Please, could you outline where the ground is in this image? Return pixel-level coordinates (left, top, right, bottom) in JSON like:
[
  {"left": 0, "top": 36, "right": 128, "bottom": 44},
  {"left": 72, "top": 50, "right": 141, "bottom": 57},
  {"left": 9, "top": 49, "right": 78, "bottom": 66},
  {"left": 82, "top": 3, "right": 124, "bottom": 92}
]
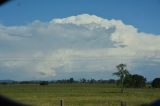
[{"left": 0, "top": 84, "right": 159, "bottom": 106}]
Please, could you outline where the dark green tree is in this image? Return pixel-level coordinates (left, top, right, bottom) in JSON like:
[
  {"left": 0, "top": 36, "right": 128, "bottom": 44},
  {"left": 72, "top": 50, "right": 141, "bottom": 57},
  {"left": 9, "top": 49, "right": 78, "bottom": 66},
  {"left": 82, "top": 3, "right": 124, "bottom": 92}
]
[
  {"left": 80, "top": 78, "right": 86, "bottom": 83},
  {"left": 152, "top": 78, "right": 160, "bottom": 88},
  {"left": 69, "top": 78, "right": 74, "bottom": 83},
  {"left": 123, "top": 74, "right": 133, "bottom": 87},
  {"left": 124, "top": 74, "right": 146, "bottom": 88},
  {"left": 39, "top": 81, "right": 48, "bottom": 85},
  {"left": 113, "top": 63, "right": 129, "bottom": 93}
]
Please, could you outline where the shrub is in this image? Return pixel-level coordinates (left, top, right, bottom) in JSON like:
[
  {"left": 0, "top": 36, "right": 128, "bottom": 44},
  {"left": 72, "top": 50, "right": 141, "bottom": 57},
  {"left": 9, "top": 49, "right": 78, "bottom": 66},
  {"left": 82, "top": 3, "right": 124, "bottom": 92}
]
[
  {"left": 152, "top": 78, "right": 160, "bottom": 88},
  {"left": 124, "top": 74, "right": 146, "bottom": 88},
  {"left": 40, "top": 81, "right": 48, "bottom": 85}
]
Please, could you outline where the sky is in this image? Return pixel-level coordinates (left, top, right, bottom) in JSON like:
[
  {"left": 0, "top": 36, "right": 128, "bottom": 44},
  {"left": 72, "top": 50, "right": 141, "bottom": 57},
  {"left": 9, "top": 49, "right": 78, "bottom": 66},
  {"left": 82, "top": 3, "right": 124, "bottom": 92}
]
[{"left": 0, "top": 0, "right": 160, "bottom": 81}]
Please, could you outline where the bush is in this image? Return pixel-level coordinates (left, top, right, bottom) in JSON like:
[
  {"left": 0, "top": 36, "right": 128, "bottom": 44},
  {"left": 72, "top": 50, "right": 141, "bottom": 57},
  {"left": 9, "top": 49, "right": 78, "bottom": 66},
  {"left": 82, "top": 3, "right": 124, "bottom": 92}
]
[
  {"left": 124, "top": 74, "right": 146, "bottom": 88},
  {"left": 40, "top": 81, "right": 48, "bottom": 85},
  {"left": 152, "top": 78, "right": 160, "bottom": 88}
]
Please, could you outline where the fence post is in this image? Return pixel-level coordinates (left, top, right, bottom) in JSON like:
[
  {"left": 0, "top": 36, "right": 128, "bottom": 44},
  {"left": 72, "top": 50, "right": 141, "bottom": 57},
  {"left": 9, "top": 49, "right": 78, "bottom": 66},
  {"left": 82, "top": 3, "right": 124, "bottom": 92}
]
[
  {"left": 107, "top": 101, "right": 110, "bottom": 106},
  {"left": 120, "top": 101, "right": 126, "bottom": 106},
  {"left": 60, "top": 99, "right": 64, "bottom": 106}
]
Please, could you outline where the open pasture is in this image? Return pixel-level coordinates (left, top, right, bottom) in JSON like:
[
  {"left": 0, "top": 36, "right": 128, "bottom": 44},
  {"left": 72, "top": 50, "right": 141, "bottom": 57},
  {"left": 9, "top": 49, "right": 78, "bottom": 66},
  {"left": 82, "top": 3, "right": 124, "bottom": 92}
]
[{"left": 0, "top": 84, "right": 160, "bottom": 106}]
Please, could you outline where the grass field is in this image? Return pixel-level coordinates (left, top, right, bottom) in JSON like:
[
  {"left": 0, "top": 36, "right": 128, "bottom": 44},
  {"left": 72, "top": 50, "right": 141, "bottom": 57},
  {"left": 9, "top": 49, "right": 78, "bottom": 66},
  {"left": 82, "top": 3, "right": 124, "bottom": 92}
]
[{"left": 0, "top": 84, "right": 160, "bottom": 106}]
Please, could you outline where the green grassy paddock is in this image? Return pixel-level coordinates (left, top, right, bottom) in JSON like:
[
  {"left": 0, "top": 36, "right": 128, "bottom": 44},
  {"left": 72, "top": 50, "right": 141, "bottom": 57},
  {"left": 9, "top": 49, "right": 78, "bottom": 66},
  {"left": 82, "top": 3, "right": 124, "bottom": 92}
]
[{"left": 0, "top": 84, "right": 159, "bottom": 106}]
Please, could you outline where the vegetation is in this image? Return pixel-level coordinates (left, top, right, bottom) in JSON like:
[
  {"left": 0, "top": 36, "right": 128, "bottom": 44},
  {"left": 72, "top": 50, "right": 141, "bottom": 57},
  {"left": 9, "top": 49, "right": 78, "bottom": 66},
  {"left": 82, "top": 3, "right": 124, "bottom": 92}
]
[
  {"left": 0, "top": 63, "right": 159, "bottom": 106},
  {"left": 39, "top": 81, "right": 49, "bottom": 86},
  {"left": 0, "top": 84, "right": 160, "bottom": 106},
  {"left": 152, "top": 78, "right": 160, "bottom": 88},
  {"left": 113, "top": 64, "right": 130, "bottom": 93},
  {"left": 124, "top": 74, "right": 146, "bottom": 88}
]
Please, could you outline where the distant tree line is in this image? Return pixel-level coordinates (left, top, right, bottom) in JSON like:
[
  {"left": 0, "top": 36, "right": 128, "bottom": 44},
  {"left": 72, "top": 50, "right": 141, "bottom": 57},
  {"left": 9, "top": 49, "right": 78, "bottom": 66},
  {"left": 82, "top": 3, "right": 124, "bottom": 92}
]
[
  {"left": 0, "top": 63, "right": 160, "bottom": 89},
  {"left": 0, "top": 78, "right": 116, "bottom": 85},
  {"left": 54, "top": 78, "right": 116, "bottom": 84},
  {"left": 0, "top": 77, "right": 160, "bottom": 88}
]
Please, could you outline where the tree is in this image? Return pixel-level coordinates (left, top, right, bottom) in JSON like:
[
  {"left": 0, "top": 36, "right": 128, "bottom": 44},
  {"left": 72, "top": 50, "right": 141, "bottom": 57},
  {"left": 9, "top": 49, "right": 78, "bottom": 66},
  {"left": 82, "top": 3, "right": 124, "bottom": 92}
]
[
  {"left": 113, "top": 63, "right": 129, "bottom": 93},
  {"left": 124, "top": 74, "right": 146, "bottom": 88},
  {"left": 152, "top": 78, "right": 160, "bottom": 88},
  {"left": 131, "top": 74, "right": 146, "bottom": 88},
  {"left": 69, "top": 78, "right": 74, "bottom": 83},
  {"left": 89, "top": 78, "right": 96, "bottom": 83},
  {"left": 80, "top": 78, "right": 86, "bottom": 83},
  {"left": 123, "top": 74, "right": 132, "bottom": 87},
  {"left": 40, "top": 81, "right": 48, "bottom": 85}
]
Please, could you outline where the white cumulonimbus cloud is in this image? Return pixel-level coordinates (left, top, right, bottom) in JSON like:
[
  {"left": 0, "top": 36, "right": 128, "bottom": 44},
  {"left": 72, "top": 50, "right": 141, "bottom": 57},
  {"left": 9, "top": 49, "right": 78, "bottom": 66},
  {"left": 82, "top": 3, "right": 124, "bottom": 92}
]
[{"left": 0, "top": 14, "right": 160, "bottom": 80}]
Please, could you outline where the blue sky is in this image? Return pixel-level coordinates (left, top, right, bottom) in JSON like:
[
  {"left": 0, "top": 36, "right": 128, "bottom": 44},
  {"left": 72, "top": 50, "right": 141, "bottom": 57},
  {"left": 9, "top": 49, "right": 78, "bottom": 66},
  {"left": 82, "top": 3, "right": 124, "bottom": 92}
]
[
  {"left": 0, "top": 0, "right": 160, "bottom": 81},
  {"left": 0, "top": 0, "right": 160, "bottom": 34}
]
